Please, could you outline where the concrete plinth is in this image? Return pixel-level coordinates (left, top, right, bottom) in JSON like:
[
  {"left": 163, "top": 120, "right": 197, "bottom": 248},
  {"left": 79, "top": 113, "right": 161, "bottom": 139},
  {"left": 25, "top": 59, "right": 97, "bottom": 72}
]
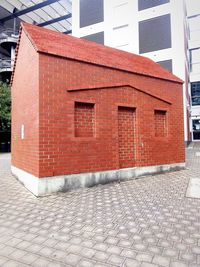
[{"left": 11, "top": 163, "right": 185, "bottom": 196}]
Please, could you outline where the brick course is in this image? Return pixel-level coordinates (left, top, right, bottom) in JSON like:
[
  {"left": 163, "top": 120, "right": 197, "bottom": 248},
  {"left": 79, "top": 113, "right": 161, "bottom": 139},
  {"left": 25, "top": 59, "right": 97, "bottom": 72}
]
[{"left": 11, "top": 23, "right": 185, "bottom": 179}]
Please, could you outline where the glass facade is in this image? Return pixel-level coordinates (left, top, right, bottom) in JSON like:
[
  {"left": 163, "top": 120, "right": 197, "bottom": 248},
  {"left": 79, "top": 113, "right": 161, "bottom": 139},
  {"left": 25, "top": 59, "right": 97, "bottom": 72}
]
[
  {"left": 190, "top": 48, "right": 200, "bottom": 73},
  {"left": 157, "top": 59, "right": 172, "bottom": 72},
  {"left": 139, "top": 14, "right": 171, "bottom": 53},
  {"left": 80, "top": 0, "right": 104, "bottom": 28},
  {"left": 138, "top": 0, "right": 169, "bottom": 11},
  {"left": 81, "top": 32, "right": 104, "bottom": 44},
  {"left": 191, "top": 82, "right": 200, "bottom": 106},
  {"left": 192, "top": 119, "right": 200, "bottom": 140}
]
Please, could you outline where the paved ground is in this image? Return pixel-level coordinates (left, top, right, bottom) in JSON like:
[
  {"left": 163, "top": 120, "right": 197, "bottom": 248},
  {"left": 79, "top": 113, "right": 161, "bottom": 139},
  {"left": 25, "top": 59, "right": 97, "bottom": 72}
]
[{"left": 0, "top": 145, "right": 200, "bottom": 267}]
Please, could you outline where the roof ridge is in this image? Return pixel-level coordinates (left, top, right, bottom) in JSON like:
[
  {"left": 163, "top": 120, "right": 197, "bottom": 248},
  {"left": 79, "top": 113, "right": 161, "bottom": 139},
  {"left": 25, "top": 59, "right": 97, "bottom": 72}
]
[{"left": 13, "top": 22, "right": 183, "bottom": 85}]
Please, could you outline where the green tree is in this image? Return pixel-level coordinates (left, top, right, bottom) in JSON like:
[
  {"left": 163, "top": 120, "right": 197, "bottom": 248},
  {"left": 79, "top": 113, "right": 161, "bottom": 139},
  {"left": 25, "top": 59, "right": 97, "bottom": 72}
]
[{"left": 0, "top": 82, "right": 11, "bottom": 132}]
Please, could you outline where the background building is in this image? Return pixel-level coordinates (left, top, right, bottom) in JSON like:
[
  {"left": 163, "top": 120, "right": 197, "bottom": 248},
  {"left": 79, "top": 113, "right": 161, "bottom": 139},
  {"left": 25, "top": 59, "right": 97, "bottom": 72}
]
[
  {"left": 0, "top": 0, "right": 72, "bottom": 83},
  {"left": 72, "top": 0, "right": 191, "bottom": 143},
  {"left": 187, "top": 1, "right": 200, "bottom": 141},
  {"left": 1, "top": 0, "right": 200, "bottom": 144}
]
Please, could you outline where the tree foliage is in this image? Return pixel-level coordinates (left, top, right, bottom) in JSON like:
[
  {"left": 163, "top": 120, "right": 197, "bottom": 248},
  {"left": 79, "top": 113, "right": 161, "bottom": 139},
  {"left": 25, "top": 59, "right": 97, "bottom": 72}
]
[{"left": 0, "top": 82, "right": 11, "bottom": 132}]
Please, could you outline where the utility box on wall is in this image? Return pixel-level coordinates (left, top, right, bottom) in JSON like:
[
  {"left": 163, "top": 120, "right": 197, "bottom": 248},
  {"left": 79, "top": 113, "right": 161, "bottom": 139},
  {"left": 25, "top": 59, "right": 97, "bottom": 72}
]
[{"left": 11, "top": 23, "right": 185, "bottom": 196}]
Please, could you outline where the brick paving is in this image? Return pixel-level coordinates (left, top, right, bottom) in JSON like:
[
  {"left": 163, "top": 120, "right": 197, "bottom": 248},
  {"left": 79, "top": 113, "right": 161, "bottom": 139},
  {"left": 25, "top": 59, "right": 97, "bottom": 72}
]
[{"left": 0, "top": 145, "right": 200, "bottom": 267}]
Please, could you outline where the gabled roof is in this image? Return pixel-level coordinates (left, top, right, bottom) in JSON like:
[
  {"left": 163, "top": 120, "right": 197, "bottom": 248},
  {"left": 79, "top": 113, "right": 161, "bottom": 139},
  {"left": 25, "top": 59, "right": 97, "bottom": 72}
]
[{"left": 18, "top": 22, "right": 183, "bottom": 84}]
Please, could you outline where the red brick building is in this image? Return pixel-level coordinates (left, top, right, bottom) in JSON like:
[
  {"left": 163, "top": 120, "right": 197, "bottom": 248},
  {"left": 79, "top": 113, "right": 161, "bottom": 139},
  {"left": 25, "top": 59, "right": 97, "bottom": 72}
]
[{"left": 11, "top": 23, "right": 185, "bottom": 196}]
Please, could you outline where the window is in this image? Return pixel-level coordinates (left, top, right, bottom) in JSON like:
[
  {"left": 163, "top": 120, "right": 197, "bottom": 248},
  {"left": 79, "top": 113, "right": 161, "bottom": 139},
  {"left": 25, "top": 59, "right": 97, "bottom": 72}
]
[
  {"left": 157, "top": 59, "right": 173, "bottom": 72},
  {"left": 139, "top": 14, "right": 171, "bottom": 53},
  {"left": 189, "top": 16, "right": 200, "bottom": 41},
  {"left": 192, "top": 119, "right": 200, "bottom": 140},
  {"left": 138, "top": 0, "right": 169, "bottom": 11},
  {"left": 75, "top": 102, "right": 95, "bottom": 137},
  {"left": 190, "top": 48, "right": 200, "bottom": 73},
  {"left": 154, "top": 110, "right": 167, "bottom": 137},
  {"left": 81, "top": 32, "right": 104, "bottom": 45},
  {"left": 80, "top": 0, "right": 104, "bottom": 28},
  {"left": 191, "top": 82, "right": 200, "bottom": 106}
]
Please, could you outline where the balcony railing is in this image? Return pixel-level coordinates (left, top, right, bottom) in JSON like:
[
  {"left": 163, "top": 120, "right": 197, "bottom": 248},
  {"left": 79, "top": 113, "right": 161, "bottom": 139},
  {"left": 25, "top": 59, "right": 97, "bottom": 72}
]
[
  {"left": 0, "top": 59, "right": 14, "bottom": 72},
  {"left": 0, "top": 29, "right": 19, "bottom": 45}
]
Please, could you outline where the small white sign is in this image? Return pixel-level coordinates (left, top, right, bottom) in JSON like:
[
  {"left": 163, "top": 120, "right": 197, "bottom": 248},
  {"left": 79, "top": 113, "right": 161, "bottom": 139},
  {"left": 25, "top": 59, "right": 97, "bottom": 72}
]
[{"left": 21, "top": 125, "right": 25, "bottom": 140}]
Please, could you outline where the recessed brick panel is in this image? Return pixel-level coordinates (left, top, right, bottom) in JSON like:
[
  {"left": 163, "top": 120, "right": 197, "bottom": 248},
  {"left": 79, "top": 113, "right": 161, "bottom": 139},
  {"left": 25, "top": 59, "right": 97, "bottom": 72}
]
[
  {"left": 75, "top": 102, "right": 95, "bottom": 137},
  {"left": 155, "top": 110, "right": 167, "bottom": 137},
  {"left": 118, "top": 107, "right": 136, "bottom": 168}
]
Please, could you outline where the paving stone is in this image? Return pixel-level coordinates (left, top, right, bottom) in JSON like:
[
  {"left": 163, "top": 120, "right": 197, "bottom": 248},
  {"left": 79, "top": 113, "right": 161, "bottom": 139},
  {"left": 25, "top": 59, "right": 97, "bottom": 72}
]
[
  {"left": 136, "top": 253, "right": 153, "bottom": 263},
  {"left": 108, "top": 254, "right": 124, "bottom": 265},
  {"left": 22, "top": 233, "right": 37, "bottom": 242},
  {"left": 94, "top": 243, "right": 109, "bottom": 252},
  {"left": 0, "top": 256, "right": 9, "bottom": 265},
  {"left": 32, "top": 257, "right": 52, "bottom": 267},
  {"left": 148, "top": 246, "right": 162, "bottom": 255},
  {"left": 81, "top": 240, "right": 95, "bottom": 248},
  {"left": 79, "top": 259, "right": 96, "bottom": 267},
  {"left": 47, "top": 262, "right": 64, "bottom": 267},
  {"left": 64, "top": 253, "right": 81, "bottom": 265},
  {"left": 141, "top": 263, "right": 159, "bottom": 267},
  {"left": 0, "top": 246, "right": 16, "bottom": 257},
  {"left": 192, "top": 246, "right": 200, "bottom": 254},
  {"left": 20, "top": 252, "right": 39, "bottom": 264},
  {"left": 118, "top": 239, "right": 132, "bottom": 248},
  {"left": 54, "top": 241, "right": 70, "bottom": 251},
  {"left": 107, "top": 245, "right": 122, "bottom": 254},
  {"left": 181, "top": 252, "right": 195, "bottom": 262},
  {"left": 52, "top": 250, "right": 67, "bottom": 261},
  {"left": 81, "top": 247, "right": 96, "bottom": 258},
  {"left": 67, "top": 244, "right": 82, "bottom": 254},
  {"left": 105, "top": 237, "right": 119, "bottom": 245},
  {"left": 0, "top": 148, "right": 200, "bottom": 267},
  {"left": 163, "top": 248, "right": 179, "bottom": 258},
  {"left": 134, "top": 243, "right": 147, "bottom": 251},
  {"left": 43, "top": 239, "right": 58, "bottom": 248},
  {"left": 10, "top": 249, "right": 27, "bottom": 260},
  {"left": 170, "top": 261, "right": 188, "bottom": 267},
  {"left": 2, "top": 260, "right": 28, "bottom": 267},
  {"left": 93, "top": 251, "right": 110, "bottom": 261},
  {"left": 153, "top": 255, "right": 170, "bottom": 267},
  {"left": 26, "top": 244, "right": 43, "bottom": 253},
  {"left": 121, "top": 249, "right": 137, "bottom": 258},
  {"left": 6, "top": 238, "right": 22, "bottom": 247},
  {"left": 39, "top": 247, "right": 55, "bottom": 257},
  {"left": 16, "top": 241, "right": 31, "bottom": 249},
  {"left": 32, "top": 236, "right": 47, "bottom": 244},
  {"left": 174, "top": 243, "right": 188, "bottom": 251}
]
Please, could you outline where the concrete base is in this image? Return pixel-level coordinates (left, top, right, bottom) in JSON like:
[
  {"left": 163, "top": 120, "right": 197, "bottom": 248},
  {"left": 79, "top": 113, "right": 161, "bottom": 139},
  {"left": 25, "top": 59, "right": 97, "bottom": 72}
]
[
  {"left": 186, "top": 178, "right": 200, "bottom": 199},
  {"left": 11, "top": 163, "right": 185, "bottom": 197}
]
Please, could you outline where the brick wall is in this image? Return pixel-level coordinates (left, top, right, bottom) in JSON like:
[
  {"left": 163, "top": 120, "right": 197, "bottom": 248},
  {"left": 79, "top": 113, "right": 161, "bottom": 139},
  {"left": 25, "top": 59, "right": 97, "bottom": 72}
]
[
  {"left": 11, "top": 31, "right": 39, "bottom": 176},
  {"left": 12, "top": 32, "right": 185, "bottom": 178}
]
